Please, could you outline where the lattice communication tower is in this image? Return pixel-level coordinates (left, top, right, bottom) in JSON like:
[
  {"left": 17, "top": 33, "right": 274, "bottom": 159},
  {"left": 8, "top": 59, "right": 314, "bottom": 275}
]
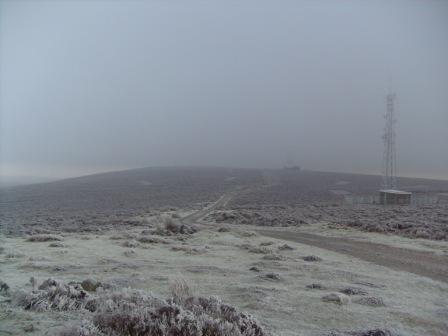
[{"left": 382, "top": 93, "right": 397, "bottom": 189}]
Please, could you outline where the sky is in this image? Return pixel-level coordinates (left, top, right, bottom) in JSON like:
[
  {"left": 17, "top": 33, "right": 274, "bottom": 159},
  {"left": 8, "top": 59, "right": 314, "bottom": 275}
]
[{"left": 0, "top": 0, "right": 447, "bottom": 181}]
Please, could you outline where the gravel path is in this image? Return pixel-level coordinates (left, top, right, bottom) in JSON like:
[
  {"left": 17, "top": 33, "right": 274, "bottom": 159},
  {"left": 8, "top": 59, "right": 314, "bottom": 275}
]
[{"left": 258, "top": 229, "right": 448, "bottom": 283}]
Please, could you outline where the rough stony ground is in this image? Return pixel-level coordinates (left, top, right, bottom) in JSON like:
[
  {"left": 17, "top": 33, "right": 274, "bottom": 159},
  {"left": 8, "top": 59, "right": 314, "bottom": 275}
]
[{"left": 1, "top": 224, "right": 448, "bottom": 336}]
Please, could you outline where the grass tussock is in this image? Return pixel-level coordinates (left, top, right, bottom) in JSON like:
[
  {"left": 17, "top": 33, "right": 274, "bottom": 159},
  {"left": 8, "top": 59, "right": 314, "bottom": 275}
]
[
  {"left": 26, "top": 234, "right": 63, "bottom": 242},
  {"left": 239, "top": 243, "right": 272, "bottom": 254},
  {"left": 137, "top": 236, "right": 168, "bottom": 244},
  {"left": 171, "top": 245, "right": 208, "bottom": 255},
  {"left": 169, "top": 277, "right": 193, "bottom": 304},
  {"left": 0, "top": 280, "right": 9, "bottom": 295}
]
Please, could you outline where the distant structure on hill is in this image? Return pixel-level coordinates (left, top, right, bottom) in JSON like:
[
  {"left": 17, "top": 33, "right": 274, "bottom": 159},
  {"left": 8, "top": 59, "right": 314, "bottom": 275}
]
[
  {"left": 283, "top": 155, "right": 301, "bottom": 171},
  {"left": 379, "top": 93, "right": 411, "bottom": 205},
  {"left": 283, "top": 165, "right": 301, "bottom": 171},
  {"left": 379, "top": 189, "right": 412, "bottom": 205}
]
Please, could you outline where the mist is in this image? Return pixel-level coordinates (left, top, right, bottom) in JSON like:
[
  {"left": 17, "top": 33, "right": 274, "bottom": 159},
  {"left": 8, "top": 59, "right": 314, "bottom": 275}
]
[{"left": 1, "top": 0, "right": 447, "bottom": 181}]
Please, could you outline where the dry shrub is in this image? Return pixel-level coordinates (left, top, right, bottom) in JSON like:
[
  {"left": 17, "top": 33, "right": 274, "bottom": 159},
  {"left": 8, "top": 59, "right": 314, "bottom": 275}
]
[
  {"left": 302, "top": 255, "right": 322, "bottom": 262},
  {"left": 340, "top": 287, "right": 367, "bottom": 296},
  {"left": 350, "top": 329, "right": 393, "bottom": 336},
  {"left": 49, "top": 242, "right": 65, "bottom": 248},
  {"left": 137, "top": 236, "right": 168, "bottom": 244},
  {"left": 327, "top": 330, "right": 396, "bottom": 336},
  {"left": 322, "top": 293, "right": 350, "bottom": 305},
  {"left": 123, "top": 250, "right": 136, "bottom": 257},
  {"left": 13, "top": 278, "right": 90, "bottom": 311},
  {"left": 81, "top": 279, "right": 101, "bottom": 292},
  {"left": 26, "top": 234, "right": 63, "bottom": 242},
  {"left": 169, "top": 278, "right": 192, "bottom": 304},
  {"left": 277, "top": 244, "right": 294, "bottom": 251},
  {"left": 260, "top": 273, "right": 281, "bottom": 281},
  {"left": 5, "top": 252, "right": 25, "bottom": 259},
  {"left": 90, "top": 293, "right": 267, "bottom": 336},
  {"left": 160, "top": 216, "right": 198, "bottom": 235},
  {"left": 171, "top": 245, "right": 206, "bottom": 255},
  {"left": 14, "top": 279, "right": 269, "bottom": 336},
  {"left": 239, "top": 244, "right": 271, "bottom": 254},
  {"left": 121, "top": 240, "right": 139, "bottom": 248},
  {"left": 109, "top": 233, "right": 135, "bottom": 240},
  {"left": 238, "top": 230, "right": 257, "bottom": 238},
  {"left": 57, "top": 321, "right": 100, "bottom": 336},
  {"left": 354, "top": 296, "right": 385, "bottom": 307},
  {"left": 306, "top": 283, "right": 326, "bottom": 290},
  {"left": 0, "top": 280, "right": 9, "bottom": 295},
  {"left": 259, "top": 241, "right": 274, "bottom": 246},
  {"left": 262, "top": 254, "right": 285, "bottom": 261}
]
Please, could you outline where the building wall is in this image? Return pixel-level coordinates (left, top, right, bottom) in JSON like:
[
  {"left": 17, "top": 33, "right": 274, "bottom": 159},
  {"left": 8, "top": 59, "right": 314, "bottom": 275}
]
[{"left": 379, "top": 192, "right": 411, "bottom": 205}]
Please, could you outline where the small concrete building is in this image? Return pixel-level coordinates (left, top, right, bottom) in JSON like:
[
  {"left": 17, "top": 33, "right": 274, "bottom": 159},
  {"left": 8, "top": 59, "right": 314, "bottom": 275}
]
[{"left": 379, "top": 189, "right": 412, "bottom": 205}]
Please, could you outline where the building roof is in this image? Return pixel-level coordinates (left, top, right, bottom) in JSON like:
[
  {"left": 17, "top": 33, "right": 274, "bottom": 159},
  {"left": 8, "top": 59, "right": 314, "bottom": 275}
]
[{"left": 379, "top": 189, "right": 412, "bottom": 195}]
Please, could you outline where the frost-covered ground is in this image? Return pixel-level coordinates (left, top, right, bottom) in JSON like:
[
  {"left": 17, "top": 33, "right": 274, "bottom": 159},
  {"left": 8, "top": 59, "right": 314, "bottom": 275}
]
[
  {"left": 2, "top": 168, "right": 448, "bottom": 335},
  {"left": 1, "top": 222, "right": 447, "bottom": 336}
]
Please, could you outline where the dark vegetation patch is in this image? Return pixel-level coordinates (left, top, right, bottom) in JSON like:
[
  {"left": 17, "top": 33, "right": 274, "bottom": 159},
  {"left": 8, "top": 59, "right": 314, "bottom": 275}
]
[
  {"left": 302, "top": 255, "right": 322, "bottom": 262},
  {"left": 278, "top": 244, "right": 294, "bottom": 251},
  {"left": 205, "top": 208, "right": 311, "bottom": 227},
  {"left": 0, "top": 167, "right": 261, "bottom": 236},
  {"left": 262, "top": 254, "right": 286, "bottom": 261},
  {"left": 154, "top": 216, "right": 198, "bottom": 236},
  {"left": 208, "top": 203, "right": 448, "bottom": 240},
  {"left": 239, "top": 243, "right": 272, "bottom": 254},
  {"left": 326, "top": 205, "right": 448, "bottom": 241},
  {"left": 0, "top": 280, "right": 9, "bottom": 295},
  {"left": 81, "top": 279, "right": 102, "bottom": 292},
  {"left": 48, "top": 242, "right": 65, "bottom": 248},
  {"left": 340, "top": 287, "right": 367, "bottom": 296},
  {"left": 121, "top": 240, "right": 139, "bottom": 248},
  {"left": 306, "top": 283, "right": 326, "bottom": 290},
  {"left": 10, "top": 278, "right": 270, "bottom": 336},
  {"left": 354, "top": 296, "right": 385, "bottom": 307},
  {"left": 13, "top": 278, "right": 90, "bottom": 311},
  {"left": 171, "top": 245, "right": 207, "bottom": 255},
  {"left": 26, "top": 234, "right": 63, "bottom": 242},
  {"left": 226, "top": 170, "right": 448, "bottom": 241},
  {"left": 325, "top": 329, "right": 397, "bottom": 336},
  {"left": 259, "top": 273, "right": 282, "bottom": 281}
]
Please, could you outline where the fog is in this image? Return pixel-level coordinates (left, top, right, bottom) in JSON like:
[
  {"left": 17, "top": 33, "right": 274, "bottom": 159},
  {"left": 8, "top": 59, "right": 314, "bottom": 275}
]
[{"left": 0, "top": 0, "right": 447, "bottom": 182}]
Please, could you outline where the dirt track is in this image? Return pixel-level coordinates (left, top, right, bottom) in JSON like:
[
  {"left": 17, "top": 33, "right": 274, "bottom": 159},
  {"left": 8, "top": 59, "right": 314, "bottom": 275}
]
[
  {"left": 182, "top": 191, "right": 237, "bottom": 224},
  {"left": 258, "top": 229, "right": 448, "bottom": 283},
  {"left": 185, "top": 188, "right": 448, "bottom": 284}
]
